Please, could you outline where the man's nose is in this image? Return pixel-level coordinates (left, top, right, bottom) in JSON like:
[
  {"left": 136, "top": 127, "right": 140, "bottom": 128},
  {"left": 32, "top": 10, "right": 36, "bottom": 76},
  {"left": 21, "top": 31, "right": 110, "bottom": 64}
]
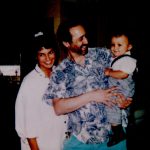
[{"left": 83, "top": 37, "right": 88, "bottom": 44}]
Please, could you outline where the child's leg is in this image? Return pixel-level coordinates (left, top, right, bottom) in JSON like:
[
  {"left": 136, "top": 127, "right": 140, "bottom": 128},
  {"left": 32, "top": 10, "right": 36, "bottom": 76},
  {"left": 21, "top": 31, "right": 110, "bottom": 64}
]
[{"left": 107, "top": 124, "right": 126, "bottom": 147}]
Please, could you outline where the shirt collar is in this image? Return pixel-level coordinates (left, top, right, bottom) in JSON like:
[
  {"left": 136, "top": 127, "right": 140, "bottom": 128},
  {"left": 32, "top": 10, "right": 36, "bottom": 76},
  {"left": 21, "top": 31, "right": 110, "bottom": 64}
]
[
  {"left": 111, "top": 51, "right": 131, "bottom": 61},
  {"left": 35, "top": 64, "right": 46, "bottom": 77},
  {"left": 35, "top": 64, "right": 56, "bottom": 78},
  {"left": 125, "top": 51, "right": 131, "bottom": 55}
]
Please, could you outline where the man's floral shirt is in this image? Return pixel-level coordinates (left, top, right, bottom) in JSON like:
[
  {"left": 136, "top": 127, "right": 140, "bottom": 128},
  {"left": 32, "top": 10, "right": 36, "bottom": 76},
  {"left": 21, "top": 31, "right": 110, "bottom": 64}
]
[{"left": 43, "top": 47, "right": 112, "bottom": 144}]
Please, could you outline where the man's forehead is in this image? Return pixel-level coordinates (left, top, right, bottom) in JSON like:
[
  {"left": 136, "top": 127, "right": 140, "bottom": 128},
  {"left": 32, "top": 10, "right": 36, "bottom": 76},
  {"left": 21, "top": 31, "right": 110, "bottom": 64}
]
[{"left": 70, "top": 25, "right": 86, "bottom": 38}]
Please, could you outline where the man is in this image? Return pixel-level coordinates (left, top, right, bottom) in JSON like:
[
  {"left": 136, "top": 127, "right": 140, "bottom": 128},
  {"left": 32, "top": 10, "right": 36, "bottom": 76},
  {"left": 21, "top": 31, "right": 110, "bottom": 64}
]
[{"left": 43, "top": 19, "right": 131, "bottom": 150}]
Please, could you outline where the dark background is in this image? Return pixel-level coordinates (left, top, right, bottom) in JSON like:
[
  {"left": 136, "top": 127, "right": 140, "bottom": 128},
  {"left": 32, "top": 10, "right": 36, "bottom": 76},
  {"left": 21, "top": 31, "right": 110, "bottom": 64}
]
[{"left": 1, "top": 0, "right": 149, "bottom": 149}]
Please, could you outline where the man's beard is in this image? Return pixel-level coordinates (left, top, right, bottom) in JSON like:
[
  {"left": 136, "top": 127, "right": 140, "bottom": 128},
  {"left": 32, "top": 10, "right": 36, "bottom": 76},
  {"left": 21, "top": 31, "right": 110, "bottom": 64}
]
[
  {"left": 81, "top": 45, "right": 88, "bottom": 55},
  {"left": 71, "top": 44, "right": 88, "bottom": 55}
]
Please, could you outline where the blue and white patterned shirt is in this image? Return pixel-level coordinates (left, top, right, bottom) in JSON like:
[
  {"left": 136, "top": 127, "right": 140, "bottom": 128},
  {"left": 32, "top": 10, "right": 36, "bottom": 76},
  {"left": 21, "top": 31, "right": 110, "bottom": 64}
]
[{"left": 43, "top": 47, "right": 112, "bottom": 144}]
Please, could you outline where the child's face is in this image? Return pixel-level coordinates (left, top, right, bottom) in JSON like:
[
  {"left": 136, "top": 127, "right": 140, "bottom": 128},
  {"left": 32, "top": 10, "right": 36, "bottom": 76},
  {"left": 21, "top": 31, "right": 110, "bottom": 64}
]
[{"left": 110, "top": 35, "right": 132, "bottom": 57}]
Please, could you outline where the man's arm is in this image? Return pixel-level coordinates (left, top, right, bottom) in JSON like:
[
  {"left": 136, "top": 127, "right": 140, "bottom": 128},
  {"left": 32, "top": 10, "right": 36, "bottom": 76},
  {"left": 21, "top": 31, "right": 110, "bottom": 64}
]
[{"left": 53, "top": 87, "right": 117, "bottom": 115}]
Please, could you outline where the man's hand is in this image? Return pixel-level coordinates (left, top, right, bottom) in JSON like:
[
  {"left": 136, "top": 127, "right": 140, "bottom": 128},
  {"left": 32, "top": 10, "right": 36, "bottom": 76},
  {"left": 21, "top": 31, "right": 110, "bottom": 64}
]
[
  {"left": 115, "top": 93, "right": 132, "bottom": 109},
  {"left": 89, "top": 86, "right": 118, "bottom": 106}
]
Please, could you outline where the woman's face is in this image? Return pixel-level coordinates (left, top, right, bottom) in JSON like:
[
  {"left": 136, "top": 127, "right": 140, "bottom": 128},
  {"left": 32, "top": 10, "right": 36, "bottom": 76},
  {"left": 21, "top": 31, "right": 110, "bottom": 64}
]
[{"left": 37, "top": 47, "right": 55, "bottom": 71}]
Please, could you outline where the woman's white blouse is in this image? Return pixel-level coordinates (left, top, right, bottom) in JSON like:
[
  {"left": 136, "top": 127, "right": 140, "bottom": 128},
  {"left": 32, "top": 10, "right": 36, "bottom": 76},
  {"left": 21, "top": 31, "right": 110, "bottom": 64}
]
[{"left": 15, "top": 65, "right": 67, "bottom": 150}]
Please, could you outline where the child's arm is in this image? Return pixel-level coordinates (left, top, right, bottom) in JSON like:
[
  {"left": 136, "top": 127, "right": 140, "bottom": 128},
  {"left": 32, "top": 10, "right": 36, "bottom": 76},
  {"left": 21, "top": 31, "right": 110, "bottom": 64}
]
[{"left": 104, "top": 68, "right": 129, "bottom": 79}]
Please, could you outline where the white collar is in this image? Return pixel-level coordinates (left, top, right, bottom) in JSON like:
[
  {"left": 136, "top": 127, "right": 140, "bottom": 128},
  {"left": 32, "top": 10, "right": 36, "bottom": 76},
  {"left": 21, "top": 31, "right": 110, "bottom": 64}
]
[{"left": 35, "top": 64, "right": 46, "bottom": 77}]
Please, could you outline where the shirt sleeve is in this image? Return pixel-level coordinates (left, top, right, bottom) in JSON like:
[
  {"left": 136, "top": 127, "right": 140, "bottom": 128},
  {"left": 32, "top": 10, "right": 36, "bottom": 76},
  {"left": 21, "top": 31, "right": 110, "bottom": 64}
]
[
  {"left": 95, "top": 47, "right": 112, "bottom": 67},
  {"left": 43, "top": 69, "right": 67, "bottom": 105},
  {"left": 15, "top": 77, "right": 40, "bottom": 140},
  {"left": 112, "top": 56, "right": 137, "bottom": 74}
]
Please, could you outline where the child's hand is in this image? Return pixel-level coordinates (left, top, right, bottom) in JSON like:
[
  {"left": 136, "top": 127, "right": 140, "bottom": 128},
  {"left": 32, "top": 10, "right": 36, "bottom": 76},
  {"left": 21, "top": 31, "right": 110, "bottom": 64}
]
[{"left": 104, "top": 68, "right": 112, "bottom": 76}]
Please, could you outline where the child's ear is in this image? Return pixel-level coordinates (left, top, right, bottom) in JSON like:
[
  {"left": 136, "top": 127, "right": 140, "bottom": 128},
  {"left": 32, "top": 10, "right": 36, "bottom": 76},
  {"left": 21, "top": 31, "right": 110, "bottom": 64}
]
[
  {"left": 62, "top": 41, "right": 70, "bottom": 48},
  {"left": 128, "top": 44, "right": 133, "bottom": 51}
]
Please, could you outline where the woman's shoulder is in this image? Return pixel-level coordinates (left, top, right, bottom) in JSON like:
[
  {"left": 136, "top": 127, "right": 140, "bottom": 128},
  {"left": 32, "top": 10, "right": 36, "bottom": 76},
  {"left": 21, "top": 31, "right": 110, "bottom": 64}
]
[{"left": 20, "top": 69, "right": 38, "bottom": 86}]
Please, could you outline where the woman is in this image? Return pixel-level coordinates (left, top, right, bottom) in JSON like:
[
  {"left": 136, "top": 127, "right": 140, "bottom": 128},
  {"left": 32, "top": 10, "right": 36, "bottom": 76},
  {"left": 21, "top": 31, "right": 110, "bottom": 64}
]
[{"left": 15, "top": 31, "right": 67, "bottom": 150}]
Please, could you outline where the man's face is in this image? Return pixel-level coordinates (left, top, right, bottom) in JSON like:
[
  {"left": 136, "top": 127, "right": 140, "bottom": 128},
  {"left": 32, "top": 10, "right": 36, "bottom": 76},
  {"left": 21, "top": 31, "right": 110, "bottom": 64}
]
[{"left": 69, "top": 25, "right": 88, "bottom": 55}]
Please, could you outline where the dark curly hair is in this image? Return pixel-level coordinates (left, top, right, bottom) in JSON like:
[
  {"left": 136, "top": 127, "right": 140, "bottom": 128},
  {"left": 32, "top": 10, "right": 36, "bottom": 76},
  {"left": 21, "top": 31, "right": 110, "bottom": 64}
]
[
  {"left": 32, "top": 31, "right": 59, "bottom": 66},
  {"left": 56, "top": 19, "right": 86, "bottom": 61}
]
